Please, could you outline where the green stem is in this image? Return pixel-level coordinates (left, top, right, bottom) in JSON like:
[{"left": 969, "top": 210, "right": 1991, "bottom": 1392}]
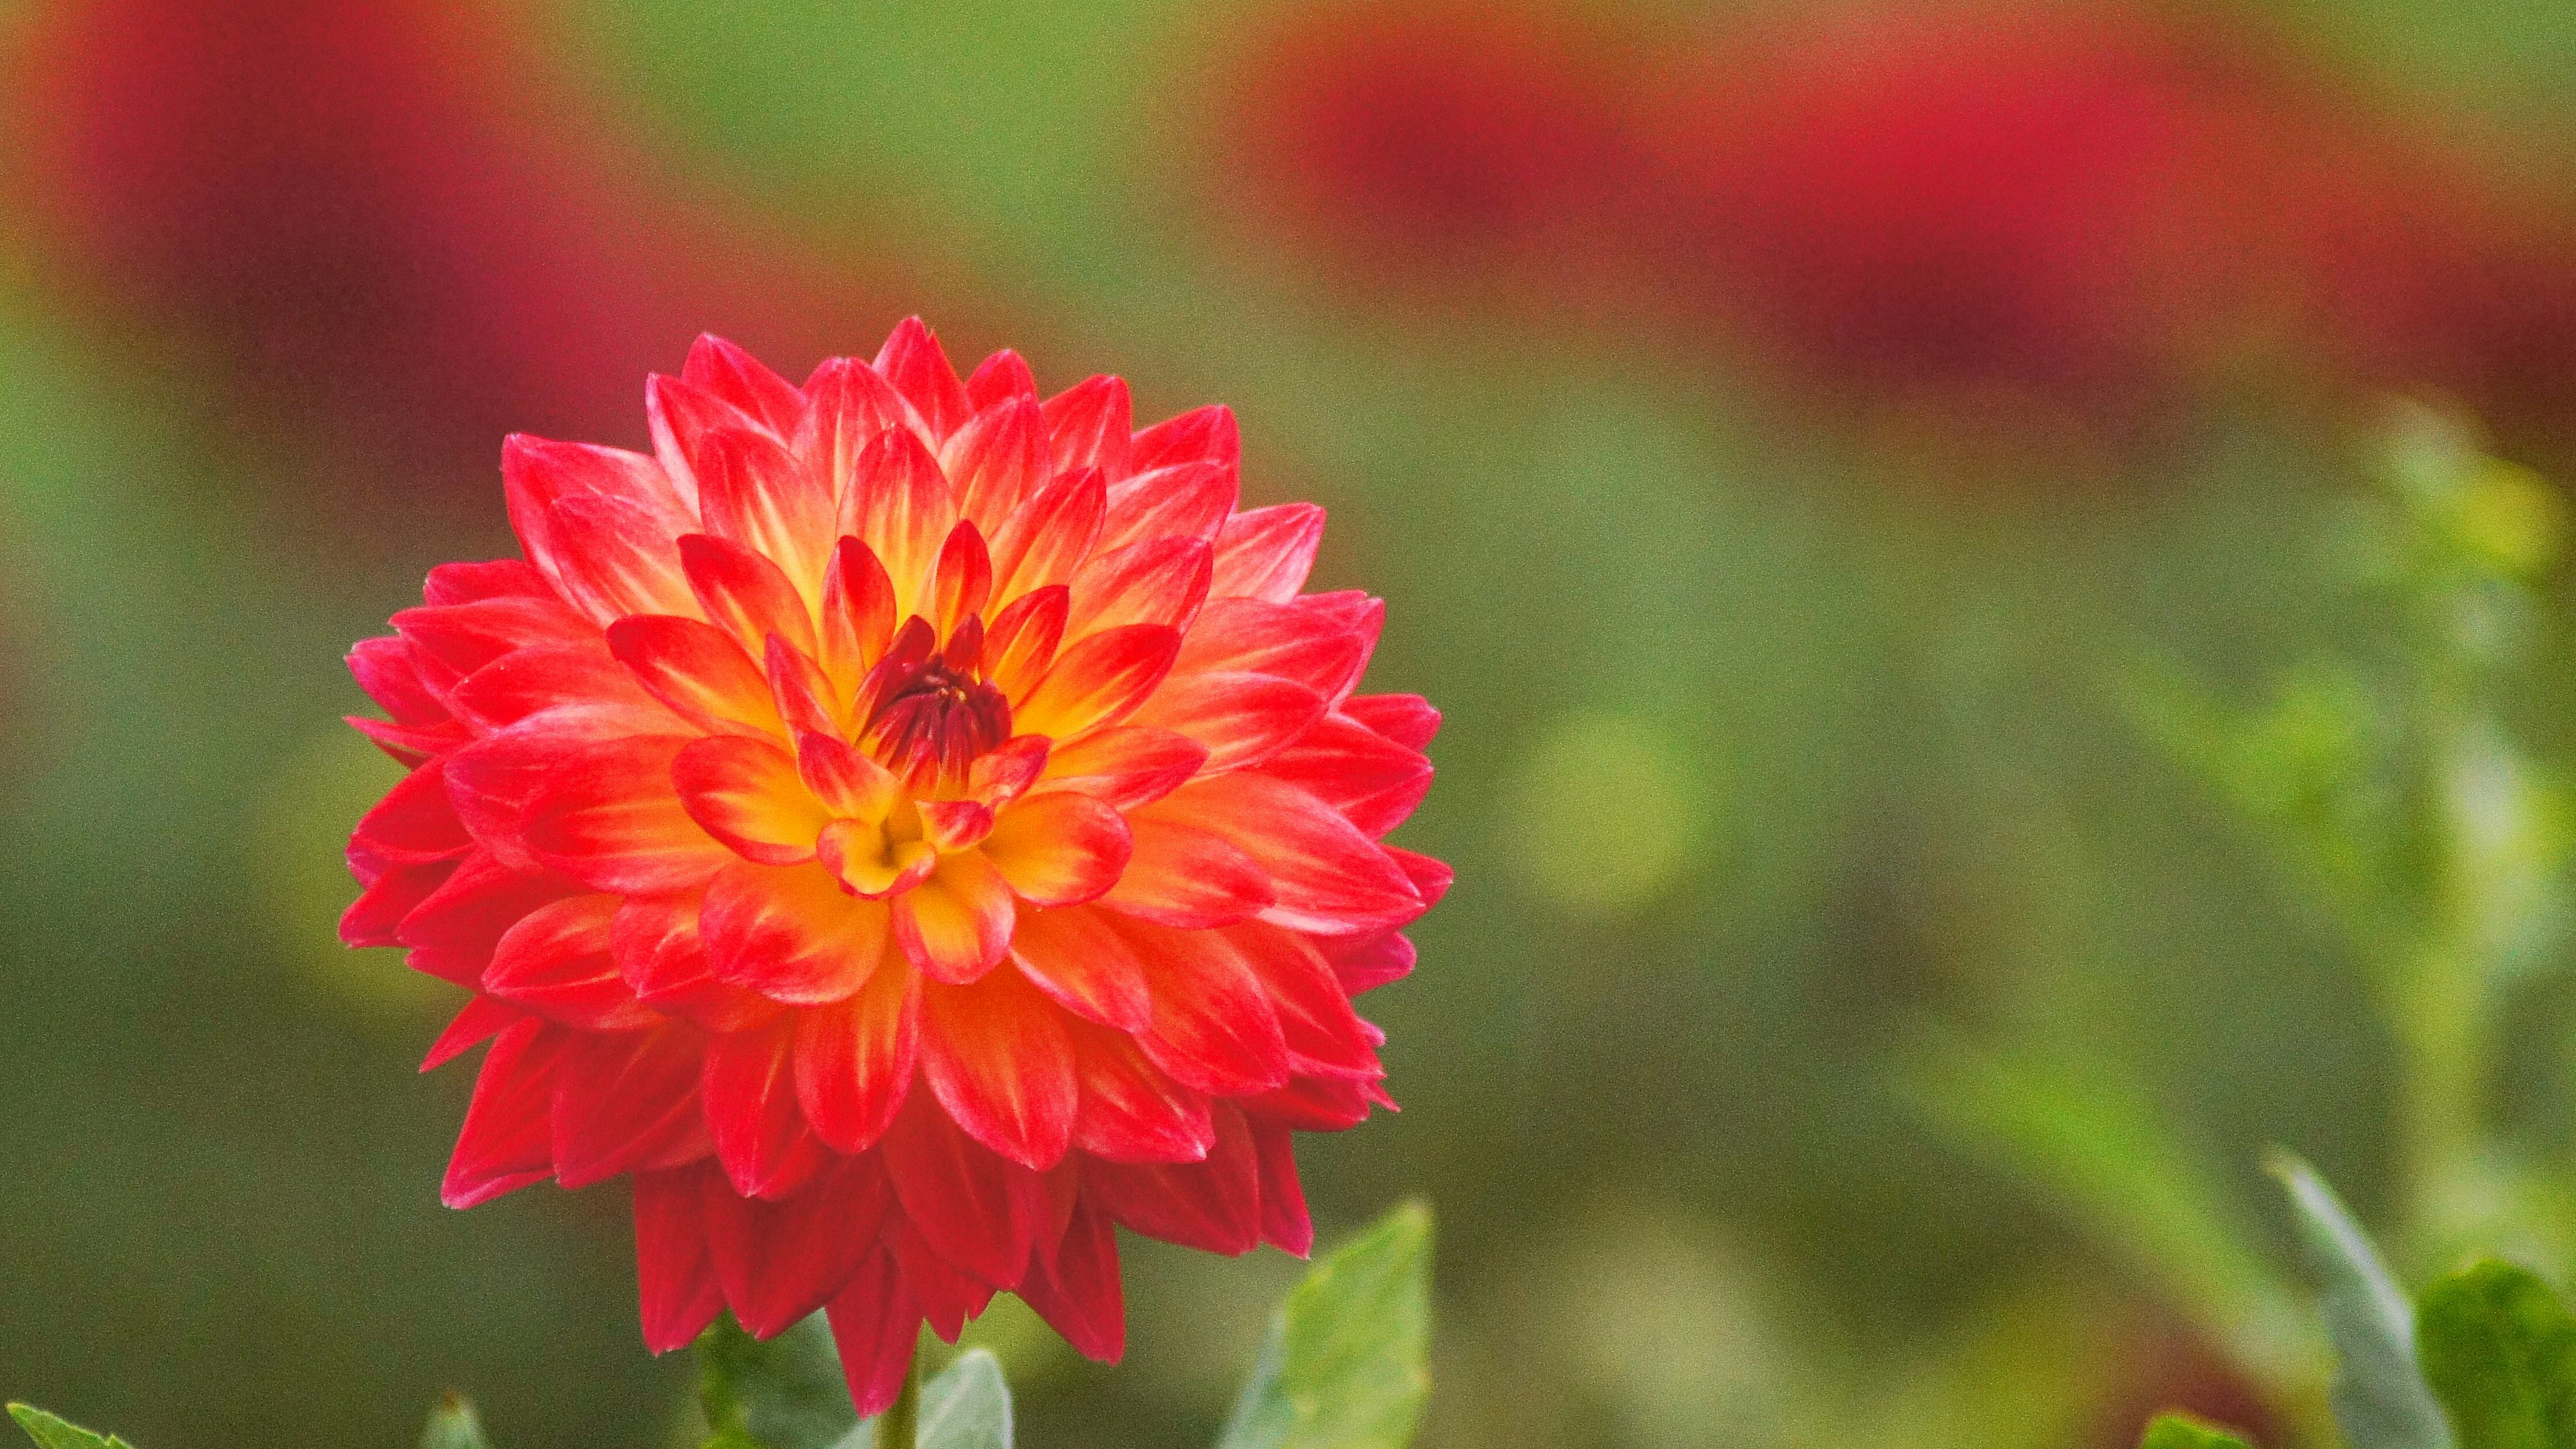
[{"left": 876, "top": 1352, "right": 922, "bottom": 1449}]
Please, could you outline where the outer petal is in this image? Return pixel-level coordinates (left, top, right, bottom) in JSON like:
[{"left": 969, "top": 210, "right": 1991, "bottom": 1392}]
[
  {"left": 920, "top": 966, "right": 1079, "bottom": 1170},
  {"left": 1208, "top": 503, "right": 1325, "bottom": 602},
  {"left": 964, "top": 349, "right": 1038, "bottom": 409},
  {"left": 839, "top": 425, "right": 959, "bottom": 612},
  {"left": 612, "top": 894, "right": 780, "bottom": 1032},
  {"left": 1034, "top": 727, "right": 1208, "bottom": 810},
  {"left": 701, "top": 1152, "right": 893, "bottom": 1337},
  {"left": 878, "top": 1088, "right": 1048, "bottom": 1288},
  {"left": 1096, "top": 816, "right": 1274, "bottom": 929},
  {"left": 1254, "top": 714, "right": 1434, "bottom": 838},
  {"left": 1130, "top": 403, "right": 1240, "bottom": 474},
  {"left": 891, "top": 849, "right": 1016, "bottom": 983},
  {"left": 421, "top": 994, "right": 521, "bottom": 1073},
  {"left": 1171, "top": 596, "right": 1368, "bottom": 700},
  {"left": 681, "top": 533, "right": 817, "bottom": 659},
  {"left": 981, "top": 792, "right": 1133, "bottom": 906},
  {"left": 545, "top": 491, "right": 700, "bottom": 622},
  {"left": 523, "top": 735, "right": 734, "bottom": 896},
  {"left": 501, "top": 435, "right": 692, "bottom": 608},
  {"left": 1041, "top": 374, "right": 1132, "bottom": 481},
  {"left": 800, "top": 357, "right": 913, "bottom": 500},
  {"left": 483, "top": 894, "right": 659, "bottom": 1030},
  {"left": 1343, "top": 692, "right": 1442, "bottom": 751},
  {"left": 635, "top": 1164, "right": 727, "bottom": 1352},
  {"left": 551, "top": 1023, "right": 711, "bottom": 1189},
  {"left": 442, "top": 1019, "right": 570, "bottom": 1208},
  {"left": 672, "top": 735, "right": 830, "bottom": 866},
  {"left": 826, "top": 1253, "right": 926, "bottom": 1416},
  {"left": 943, "top": 396, "right": 1047, "bottom": 523},
  {"left": 1126, "top": 672, "right": 1328, "bottom": 773},
  {"left": 1008, "top": 905, "right": 1152, "bottom": 1030},
  {"left": 395, "top": 849, "right": 579, "bottom": 985},
  {"left": 1226, "top": 922, "right": 1383, "bottom": 1080},
  {"left": 606, "top": 614, "right": 788, "bottom": 739},
  {"left": 684, "top": 334, "right": 806, "bottom": 437},
  {"left": 793, "top": 953, "right": 921, "bottom": 1153},
  {"left": 1250, "top": 1116, "right": 1315, "bottom": 1256},
  {"left": 1066, "top": 537, "right": 1212, "bottom": 637},
  {"left": 988, "top": 468, "right": 1105, "bottom": 602},
  {"left": 1097, "top": 460, "right": 1235, "bottom": 554},
  {"left": 1116, "top": 918, "right": 1293, "bottom": 1097},
  {"left": 701, "top": 859, "right": 892, "bottom": 1004},
  {"left": 698, "top": 425, "right": 834, "bottom": 596},
  {"left": 1085, "top": 1104, "right": 1262, "bottom": 1255},
  {"left": 1067, "top": 1018, "right": 1214, "bottom": 1164},
  {"left": 703, "top": 1018, "right": 832, "bottom": 1200},
  {"left": 875, "top": 317, "right": 974, "bottom": 441},
  {"left": 1016, "top": 1197, "right": 1126, "bottom": 1362},
  {"left": 1143, "top": 775, "right": 1422, "bottom": 935}
]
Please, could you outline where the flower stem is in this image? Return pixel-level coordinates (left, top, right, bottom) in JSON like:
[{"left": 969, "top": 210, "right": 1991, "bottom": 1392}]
[{"left": 876, "top": 1352, "right": 922, "bottom": 1449}]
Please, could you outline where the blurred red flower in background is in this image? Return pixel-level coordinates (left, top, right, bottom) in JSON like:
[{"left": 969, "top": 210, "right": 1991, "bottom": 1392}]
[
  {"left": 7, "top": 0, "right": 933, "bottom": 492},
  {"left": 1217, "top": 1, "right": 1633, "bottom": 286},
  {"left": 343, "top": 324, "right": 1446, "bottom": 1407}
]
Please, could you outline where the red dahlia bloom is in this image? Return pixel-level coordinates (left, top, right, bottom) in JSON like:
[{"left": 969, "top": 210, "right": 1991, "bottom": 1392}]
[{"left": 341, "top": 321, "right": 1447, "bottom": 1407}]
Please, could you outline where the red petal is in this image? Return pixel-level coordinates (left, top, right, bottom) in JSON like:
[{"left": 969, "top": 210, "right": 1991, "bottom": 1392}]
[
  {"left": 1255, "top": 714, "right": 1433, "bottom": 837},
  {"left": 981, "top": 793, "right": 1132, "bottom": 906},
  {"left": 647, "top": 373, "right": 762, "bottom": 504},
  {"left": 989, "top": 467, "right": 1105, "bottom": 601},
  {"left": 891, "top": 850, "right": 1016, "bottom": 983},
  {"left": 1041, "top": 374, "right": 1132, "bottom": 482},
  {"left": 552, "top": 1022, "right": 711, "bottom": 1189},
  {"left": 764, "top": 634, "right": 842, "bottom": 739},
  {"left": 392, "top": 595, "right": 590, "bottom": 680},
  {"left": 1067, "top": 537, "right": 1212, "bottom": 637},
  {"left": 344, "top": 855, "right": 451, "bottom": 947},
  {"left": 1173, "top": 597, "right": 1368, "bottom": 699},
  {"left": 918, "top": 799, "right": 996, "bottom": 853},
  {"left": 1006, "top": 905, "right": 1151, "bottom": 1031},
  {"left": 920, "top": 967, "right": 1078, "bottom": 1169},
  {"left": 1097, "top": 461, "right": 1236, "bottom": 553},
  {"left": 545, "top": 490, "right": 700, "bottom": 622},
  {"left": 879, "top": 1087, "right": 1049, "bottom": 1287},
  {"left": 348, "top": 636, "right": 447, "bottom": 725},
  {"left": 799, "top": 357, "right": 913, "bottom": 500},
  {"left": 1014, "top": 624, "right": 1181, "bottom": 742},
  {"left": 1118, "top": 918, "right": 1291, "bottom": 1097},
  {"left": 794, "top": 954, "right": 921, "bottom": 1152},
  {"left": 1209, "top": 504, "right": 1325, "bottom": 602},
  {"left": 672, "top": 735, "right": 829, "bottom": 866},
  {"left": 1248, "top": 1073, "right": 1377, "bottom": 1131},
  {"left": 1034, "top": 727, "right": 1208, "bottom": 810},
  {"left": 943, "top": 396, "right": 1048, "bottom": 524},
  {"left": 839, "top": 425, "right": 959, "bottom": 612},
  {"left": 818, "top": 536, "right": 900, "bottom": 695},
  {"left": 1342, "top": 692, "right": 1442, "bottom": 751},
  {"left": 612, "top": 894, "right": 780, "bottom": 1032},
  {"left": 484, "top": 894, "right": 659, "bottom": 1030},
  {"left": 1130, "top": 404, "right": 1240, "bottom": 474},
  {"left": 684, "top": 335, "right": 806, "bottom": 437},
  {"left": 1225, "top": 922, "right": 1381, "bottom": 1080},
  {"left": 929, "top": 521, "right": 995, "bottom": 634},
  {"left": 1128, "top": 672, "right": 1327, "bottom": 773},
  {"left": 1085, "top": 1104, "right": 1261, "bottom": 1254},
  {"left": 702, "top": 1018, "right": 832, "bottom": 1200},
  {"left": 1321, "top": 930, "right": 1417, "bottom": 994},
  {"left": 1096, "top": 816, "right": 1273, "bottom": 929},
  {"left": 1016, "top": 1197, "right": 1125, "bottom": 1361},
  {"left": 1386, "top": 846, "right": 1454, "bottom": 908},
  {"left": 826, "top": 1252, "right": 926, "bottom": 1415},
  {"left": 444, "top": 705, "right": 673, "bottom": 874},
  {"left": 442, "top": 1019, "right": 569, "bottom": 1208},
  {"left": 981, "top": 585, "right": 1068, "bottom": 698},
  {"left": 966, "top": 735, "right": 1053, "bottom": 810},
  {"left": 965, "top": 349, "right": 1039, "bottom": 409},
  {"left": 701, "top": 1152, "right": 894, "bottom": 1336},
  {"left": 606, "top": 614, "right": 787, "bottom": 739},
  {"left": 1250, "top": 1116, "right": 1314, "bottom": 1256},
  {"left": 635, "top": 1163, "right": 727, "bottom": 1352},
  {"left": 1145, "top": 775, "right": 1422, "bottom": 935},
  {"left": 681, "top": 533, "right": 818, "bottom": 659},
  {"left": 890, "top": 1213, "right": 1001, "bottom": 1341},
  {"left": 354, "top": 759, "right": 473, "bottom": 864},
  {"left": 421, "top": 994, "right": 522, "bottom": 1073},
  {"left": 875, "top": 317, "right": 975, "bottom": 441},
  {"left": 396, "top": 850, "right": 580, "bottom": 985},
  {"left": 794, "top": 729, "right": 902, "bottom": 820},
  {"left": 698, "top": 425, "right": 835, "bottom": 596},
  {"left": 502, "top": 435, "right": 692, "bottom": 607},
  {"left": 1067, "top": 1018, "right": 1214, "bottom": 1163},
  {"left": 450, "top": 643, "right": 663, "bottom": 734},
  {"left": 523, "top": 735, "right": 733, "bottom": 896},
  {"left": 425, "top": 558, "right": 555, "bottom": 606},
  {"left": 702, "top": 859, "right": 892, "bottom": 1004}
]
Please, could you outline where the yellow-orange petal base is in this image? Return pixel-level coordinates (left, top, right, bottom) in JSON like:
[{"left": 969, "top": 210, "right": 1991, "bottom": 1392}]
[{"left": 343, "top": 321, "right": 1446, "bottom": 1408}]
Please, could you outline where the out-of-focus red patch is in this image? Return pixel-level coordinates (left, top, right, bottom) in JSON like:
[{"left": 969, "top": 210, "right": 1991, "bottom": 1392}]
[
  {"left": 2085, "top": 1316, "right": 2279, "bottom": 1448},
  {"left": 5, "top": 0, "right": 942, "bottom": 505},
  {"left": 1216, "top": 1, "right": 1635, "bottom": 283}
]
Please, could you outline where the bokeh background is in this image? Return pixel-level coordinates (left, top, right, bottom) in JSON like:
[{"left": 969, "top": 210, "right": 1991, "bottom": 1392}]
[{"left": 5, "top": 0, "right": 2576, "bottom": 1444}]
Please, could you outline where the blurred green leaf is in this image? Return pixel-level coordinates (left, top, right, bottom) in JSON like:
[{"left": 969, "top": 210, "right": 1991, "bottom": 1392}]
[
  {"left": 2271, "top": 1155, "right": 2455, "bottom": 1449},
  {"left": 419, "top": 1393, "right": 491, "bottom": 1449},
  {"left": 2414, "top": 1262, "right": 2576, "bottom": 1449},
  {"left": 1905, "top": 1041, "right": 2295, "bottom": 1372},
  {"left": 5, "top": 1406, "right": 130, "bottom": 1449},
  {"left": 1217, "top": 1201, "right": 1434, "bottom": 1449},
  {"left": 698, "top": 1313, "right": 862, "bottom": 1449},
  {"left": 916, "top": 1350, "right": 1011, "bottom": 1449},
  {"left": 2139, "top": 1411, "right": 2254, "bottom": 1449}
]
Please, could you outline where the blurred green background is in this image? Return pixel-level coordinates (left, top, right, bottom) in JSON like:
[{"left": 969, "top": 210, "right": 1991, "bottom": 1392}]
[{"left": 7, "top": 0, "right": 2576, "bottom": 1444}]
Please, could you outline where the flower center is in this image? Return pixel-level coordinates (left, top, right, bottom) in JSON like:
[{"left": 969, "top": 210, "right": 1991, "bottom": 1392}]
[{"left": 859, "top": 647, "right": 1013, "bottom": 787}]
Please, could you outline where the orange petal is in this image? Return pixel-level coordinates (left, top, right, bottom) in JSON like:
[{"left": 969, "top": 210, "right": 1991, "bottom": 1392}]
[
  {"left": 818, "top": 536, "right": 898, "bottom": 695},
  {"left": 1143, "top": 774, "right": 1422, "bottom": 935},
  {"left": 920, "top": 967, "right": 1077, "bottom": 1169},
  {"left": 1067, "top": 537, "right": 1212, "bottom": 637},
  {"left": 1126, "top": 671, "right": 1327, "bottom": 772},
  {"left": 1209, "top": 503, "right": 1325, "bottom": 602},
  {"left": 1009, "top": 904, "right": 1150, "bottom": 1031},
  {"left": 817, "top": 818, "right": 938, "bottom": 900},
  {"left": 875, "top": 316, "right": 974, "bottom": 442},
  {"left": 1013, "top": 623, "right": 1181, "bottom": 742},
  {"left": 1097, "top": 460, "right": 1236, "bottom": 553},
  {"left": 891, "top": 849, "right": 1016, "bottom": 983},
  {"left": 989, "top": 468, "right": 1104, "bottom": 602},
  {"left": 1096, "top": 815, "right": 1273, "bottom": 928},
  {"left": 1034, "top": 726, "right": 1208, "bottom": 810},
  {"left": 672, "top": 735, "right": 829, "bottom": 865},
  {"left": 696, "top": 425, "right": 834, "bottom": 596},
  {"left": 523, "top": 735, "right": 733, "bottom": 896},
  {"left": 680, "top": 532, "right": 817, "bottom": 659},
  {"left": 943, "top": 395, "right": 1048, "bottom": 524},
  {"left": 606, "top": 614, "right": 786, "bottom": 739},
  {"left": 700, "top": 859, "right": 892, "bottom": 1004},
  {"left": 794, "top": 729, "right": 901, "bottom": 821},
  {"left": 794, "top": 955, "right": 921, "bottom": 1153},
  {"left": 839, "top": 425, "right": 959, "bottom": 614},
  {"left": 982, "top": 792, "right": 1132, "bottom": 906},
  {"left": 798, "top": 356, "right": 912, "bottom": 500}
]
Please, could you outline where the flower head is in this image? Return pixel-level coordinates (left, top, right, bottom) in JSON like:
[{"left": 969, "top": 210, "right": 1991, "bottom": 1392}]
[{"left": 343, "top": 321, "right": 1446, "bottom": 1407}]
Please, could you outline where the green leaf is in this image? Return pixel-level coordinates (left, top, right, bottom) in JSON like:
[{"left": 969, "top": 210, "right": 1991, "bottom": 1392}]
[
  {"left": 916, "top": 1350, "right": 1012, "bottom": 1449},
  {"left": 2270, "top": 1155, "right": 2456, "bottom": 1449},
  {"left": 6, "top": 1406, "right": 132, "bottom": 1449},
  {"left": 1904, "top": 1041, "right": 2294, "bottom": 1364},
  {"left": 698, "top": 1312, "right": 863, "bottom": 1449},
  {"left": 2414, "top": 1261, "right": 2576, "bottom": 1449},
  {"left": 419, "top": 1393, "right": 491, "bottom": 1449},
  {"left": 1217, "top": 1200, "right": 1434, "bottom": 1449},
  {"left": 2139, "top": 1411, "right": 2254, "bottom": 1449}
]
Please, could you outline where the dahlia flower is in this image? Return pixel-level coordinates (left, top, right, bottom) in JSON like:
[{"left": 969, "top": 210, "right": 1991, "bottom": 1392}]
[{"left": 341, "top": 321, "right": 1446, "bottom": 1408}]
